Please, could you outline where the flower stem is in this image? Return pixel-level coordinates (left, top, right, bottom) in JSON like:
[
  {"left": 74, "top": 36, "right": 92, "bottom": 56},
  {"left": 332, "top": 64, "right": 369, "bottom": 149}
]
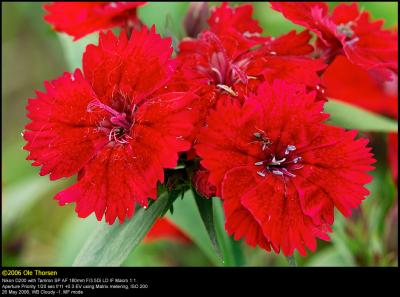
[{"left": 286, "top": 256, "right": 297, "bottom": 267}]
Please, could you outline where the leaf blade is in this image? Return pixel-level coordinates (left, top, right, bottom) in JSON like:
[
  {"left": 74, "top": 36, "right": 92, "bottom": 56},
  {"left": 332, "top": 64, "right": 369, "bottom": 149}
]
[
  {"left": 166, "top": 191, "right": 222, "bottom": 266},
  {"left": 325, "top": 99, "right": 398, "bottom": 132},
  {"left": 73, "top": 192, "right": 169, "bottom": 267},
  {"left": 213, "top": 198, "right": 245, "bottom": 267},
  {"left": 193, "top": 189, "right": 222, "bottom": 260}
]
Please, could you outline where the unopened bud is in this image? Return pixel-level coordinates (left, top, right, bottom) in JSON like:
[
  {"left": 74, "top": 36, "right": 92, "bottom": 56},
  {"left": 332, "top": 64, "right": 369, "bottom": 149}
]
[
  {"left": 183, "top": 2, "right": 210, "bottom": 38},
  {"left": 192, "top": 167, "right": 216, "bottom": 199}
]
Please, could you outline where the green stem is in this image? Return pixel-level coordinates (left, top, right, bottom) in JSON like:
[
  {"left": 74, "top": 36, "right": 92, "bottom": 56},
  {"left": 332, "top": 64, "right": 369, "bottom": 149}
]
[{"left": 286, "top": 256, "right": 298, "bottom": 267}]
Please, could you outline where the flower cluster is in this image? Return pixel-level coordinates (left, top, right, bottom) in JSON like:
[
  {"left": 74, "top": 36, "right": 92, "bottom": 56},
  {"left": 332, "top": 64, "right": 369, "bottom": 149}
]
[{"left": 24, "top": 2, "right": 397, "bottom": 257}]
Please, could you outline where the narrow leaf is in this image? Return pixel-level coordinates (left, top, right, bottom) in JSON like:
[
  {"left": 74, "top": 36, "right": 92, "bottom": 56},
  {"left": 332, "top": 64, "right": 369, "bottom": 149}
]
[
  {"left": 73, "top": 192, "right": 169, "bottom": 267},
  {"left": 193, "top": 189, "right": 222, "bottom": 260},
  {"left": 213, "top": 198, "right": 245, "bottom": 266},
  {"left": 325, "top": 99, "right": 398, "bottom": 132},
  {"left": 167, "top": 191, "right": 222, "bottom": 266}
]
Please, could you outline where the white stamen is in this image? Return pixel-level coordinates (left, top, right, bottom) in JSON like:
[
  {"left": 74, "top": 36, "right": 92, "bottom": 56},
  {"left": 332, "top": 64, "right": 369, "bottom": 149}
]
[
  {"left": 216, "top": 84, "right": 238, "bottom": 96},
  {"left": 271, "top": 156, "right": 286, "bottom": 165},
  {"left": 254, "top": 161, "right": 264, "bottom": 166},
  {"left": 272, "top": 170, "right": 283, "bottom": 176},
  {"left": 257, "top": 171, "right": 266, "bottom": 177},
  {"left": 293, "top": 157, "right": 301, "bottom": 164},
  {"left": 285, "top": 145, "right": 296, "bottom": 155}
]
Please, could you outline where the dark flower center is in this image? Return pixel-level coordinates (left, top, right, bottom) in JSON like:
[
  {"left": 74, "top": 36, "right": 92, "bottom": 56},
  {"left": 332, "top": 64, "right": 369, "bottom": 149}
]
[
  {"left": 252, "top": 131, "right": 303, "bottom": 178},
  {"left": 87, "top": 98, "right": 135, "bottom": 144}
]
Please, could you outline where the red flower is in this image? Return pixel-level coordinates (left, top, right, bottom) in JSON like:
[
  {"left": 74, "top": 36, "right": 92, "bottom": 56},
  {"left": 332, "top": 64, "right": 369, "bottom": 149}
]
[
  {"left": 23, "top": 27, "right": 197, "bottom": 224},
  {"left": 196, "top": 80, "right": 375, "bottom": 256},
  {"left": 322, "top": 55, "right": 398, "bottom": 119},
  {"left": 144, "top": 218, "right": 191, "bottom": 244},
  {"left": 271, "top": 2, "right": 398, "bottom": 77},
  {"left": 172, "top": 3, "right": 326, "bottom": 141},
  {"left": 44, "top": 2, "right": 146, "bottom": 40}
]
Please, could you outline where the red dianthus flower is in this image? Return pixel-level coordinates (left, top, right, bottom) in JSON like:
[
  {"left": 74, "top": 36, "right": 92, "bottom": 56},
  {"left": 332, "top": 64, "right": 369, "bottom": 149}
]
[
  {"left": 196, "top": 80, "right": 375, "bottom": 256},
  {"left": 271, "top": 2, "right": 398, "bottom": 77},
  {"left": 173, "top": 3, "right": 326, "bottom": 141},
  {"left": 44, "top": 2, "right": 146, "bottom": 40},
  {"left": 23, "top": 27, "right": 197, "bottom": 224}
]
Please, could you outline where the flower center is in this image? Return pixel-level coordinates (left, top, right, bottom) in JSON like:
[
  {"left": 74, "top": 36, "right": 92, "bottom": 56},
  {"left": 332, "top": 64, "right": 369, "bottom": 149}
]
[
  {"left": 199, "top": 31, "right": 250, "bottom": 96},
  {"left": 252, "top": 131, "right": 303, "bottom": 178},
  {"left": 337, "top": 21, "right": 359, "bottom": 46},
  {"left": 87, "top": 99, "right": 135, "bottom": 144}
]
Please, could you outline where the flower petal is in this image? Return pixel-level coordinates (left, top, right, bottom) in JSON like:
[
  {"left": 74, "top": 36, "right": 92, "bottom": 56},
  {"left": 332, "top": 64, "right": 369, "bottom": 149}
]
[
  {"left": 44, "top": 2, "right": 146, "bottom": 40},
  {"left": 83, "top": 27, "right": 175, "bottom": 105},
  {"left": 23, "top": 69, "right": 108, "bottom": 180},
  {"left": 222, "top": 167, "right": 271, "bottom": 251}
]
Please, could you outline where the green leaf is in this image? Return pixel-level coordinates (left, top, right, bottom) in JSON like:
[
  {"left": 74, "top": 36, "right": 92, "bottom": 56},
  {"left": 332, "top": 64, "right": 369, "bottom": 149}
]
[
  {"left": 193, "top": 189, "right": 222, "bottom": 260},
  {"left": 54, "top": 215, "right": 98, "bottom": 266},
  {"left": 2, "top": 176, "right": 65, "bottom": 234},
  {"left": 213, "top": 199, "right": 245, "bottom": 266},
  {"left": 325, "top": 99, "right": 398, "bottom": 132},
  {"left": 167, "top": 191, "right": 222, "bottom": 266},
  {"left": 73, "top": 192, "right": 170, "bottom": 267}
]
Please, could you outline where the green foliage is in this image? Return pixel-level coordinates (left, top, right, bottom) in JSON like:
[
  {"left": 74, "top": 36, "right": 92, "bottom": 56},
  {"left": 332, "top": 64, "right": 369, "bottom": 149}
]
[
  {"left": 193, "top": 189, "right": 223, "bottom": 260},
  {"left": 73, "top": 192, "right": 170, "bottom": 266},
  {"left": 167, "top": 191, "right": 222, "bottom": 266},
  {"left": 325, "top": 99, "right": 398, "bottom": 132},
  {"left": 213, "top": 199, "right": 245, "bottom": 266},
  {"left": 2, "top": 2, "right": 398, "bottom": 267}
]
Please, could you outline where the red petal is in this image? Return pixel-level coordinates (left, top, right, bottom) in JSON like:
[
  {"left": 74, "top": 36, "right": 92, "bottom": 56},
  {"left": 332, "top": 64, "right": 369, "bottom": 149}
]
[
  {"left": 208, "top": 3, "right": 262, "bottom": 36},
  {"left": 264, "top": 30, "right": 314, "bottom": 56},
  {"left": 271, "top": 2, "right": 340, "bottom": 49},
  {"left": 54, "top": 144, "right": 157, "bottom": 224},
  {"left": 44, "top": 2, "right": 146, "bottom": 40},
  {"left": 23, "top": 69, "right": 108, "bottom": 180},
  {"left": 83, "top": 27, "right": 175, "bottom": 105},
  {"left": 134, "top": 92, "right": 198, "bottom": 169},
  {"left": 222, "top": 167, "right": 271, "bottom": 251},
  {"left": 144, "top": 218, "right": 191, "bottom": 244},
  {"left": 196, "top": 99, "right": 261, "bottom": 195},
  {"left": 299, "top": 126, "right": 375, "bottom": 217},
  {"left": 240, "top": 173, "right": 326, "bottom": 256},
  {"left": 261, "top": 56, "right": 326, "bottom": 87},
  {"left": 322, "top": 55, "right": 398, "bottom": 118}
]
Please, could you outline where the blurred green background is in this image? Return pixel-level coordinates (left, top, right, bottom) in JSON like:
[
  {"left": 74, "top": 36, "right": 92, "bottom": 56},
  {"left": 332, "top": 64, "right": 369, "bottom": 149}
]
[{"left": 2, "top": 2, "right": 398, "bottom": 267}]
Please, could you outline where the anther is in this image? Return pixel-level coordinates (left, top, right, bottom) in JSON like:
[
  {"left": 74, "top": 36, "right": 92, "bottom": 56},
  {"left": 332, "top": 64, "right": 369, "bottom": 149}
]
[{"left": 257, "top": 171, "right": 266, "bottom": 177}]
